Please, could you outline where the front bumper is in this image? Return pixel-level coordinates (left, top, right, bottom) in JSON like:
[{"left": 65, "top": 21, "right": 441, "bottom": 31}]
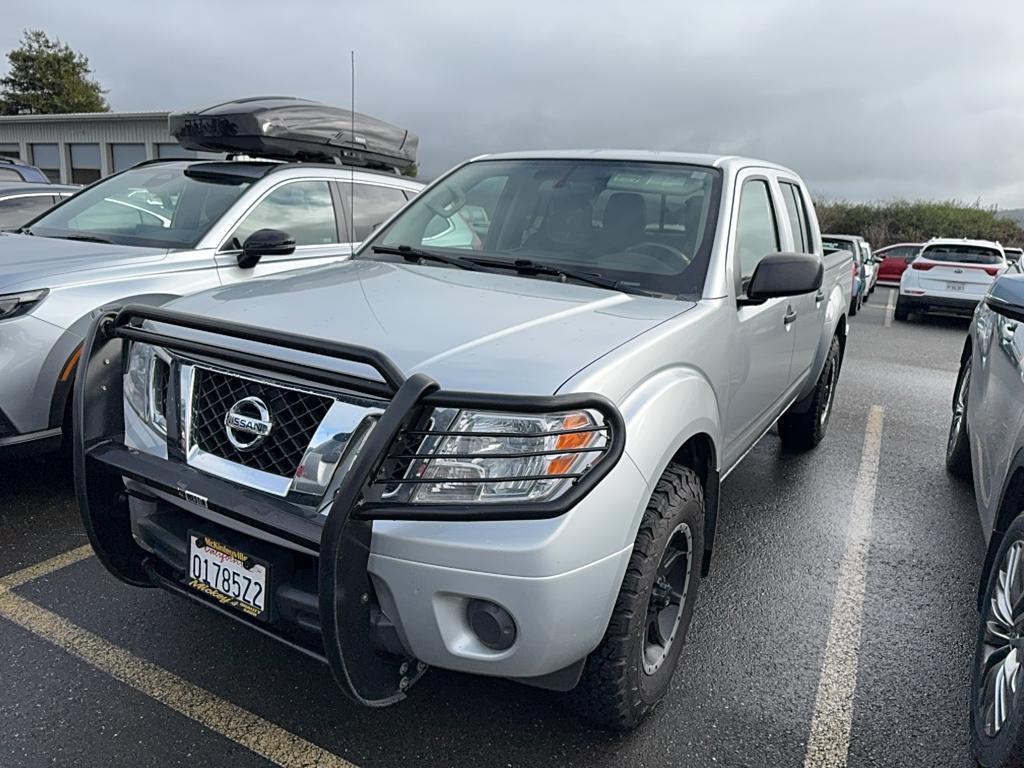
[{"left": 76, "top": 305, "right": 630, "bottom": 704}]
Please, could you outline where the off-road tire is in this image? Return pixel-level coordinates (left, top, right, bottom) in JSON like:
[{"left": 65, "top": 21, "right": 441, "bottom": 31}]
[
  {"left": 777, "top": 335, "right": 842, "bottom": 451},
  {"left": 894, "top": 295, "right": 910, "bottom": 322},
  {"left": 946, "top": 355, "right": 972, "bottom": 480},
  {"left": 568, "top": 464, "right": 704, "bottom": 731}
]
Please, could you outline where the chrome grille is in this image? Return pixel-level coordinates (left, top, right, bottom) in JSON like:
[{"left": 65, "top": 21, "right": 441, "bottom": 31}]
[{"left": 190, "top": 368, "right": 333, "bottom": 477}]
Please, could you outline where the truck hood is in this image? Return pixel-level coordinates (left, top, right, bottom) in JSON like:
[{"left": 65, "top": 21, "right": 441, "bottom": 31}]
[
  {"left": 167, "top": 259, "right": 692, "bottom": 395},
  {"left": 0, "top": 232, "right": 167, "bottom": 291}
]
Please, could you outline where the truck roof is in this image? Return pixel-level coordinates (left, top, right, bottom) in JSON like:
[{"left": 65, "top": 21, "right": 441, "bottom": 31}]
[{"left": 470, "top": 149, "right": 800, "bottom": 175}]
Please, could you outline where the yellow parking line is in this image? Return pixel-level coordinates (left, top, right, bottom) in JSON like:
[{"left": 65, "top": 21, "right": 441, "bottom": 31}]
[
  {"left": 0, "top": 546, "right": 357, "bottom": 768},
  {"left": 802, "top": 406, "right": 885, "bottom": 768}
]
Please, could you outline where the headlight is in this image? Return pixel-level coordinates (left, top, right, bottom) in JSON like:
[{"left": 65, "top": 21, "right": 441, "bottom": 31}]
[
  {"left": 401, "top": 409, "right": 609, "bottom": 504},
  {"left": 124, "top": 342, "right": 170, "bottom": 436},
  {"left": 0, "top": 289, "right": 48, "bottom": 320}
]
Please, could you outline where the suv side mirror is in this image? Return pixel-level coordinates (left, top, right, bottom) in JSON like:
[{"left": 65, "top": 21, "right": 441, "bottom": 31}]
[
  {"left": 744, "top": 252, "right": 824, "bottom": 303},
  {"left": 238, "top": 228, "right": 295, "bottom": 268}
]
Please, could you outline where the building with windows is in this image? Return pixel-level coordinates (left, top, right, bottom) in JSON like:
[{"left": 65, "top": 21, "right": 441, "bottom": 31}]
[{"left": 0, "top": 111, "right": 218, "bottom": 184}]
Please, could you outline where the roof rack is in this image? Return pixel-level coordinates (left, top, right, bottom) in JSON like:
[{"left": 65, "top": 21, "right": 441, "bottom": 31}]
[{"left": 168, "top": 96, "right": 418, "bottom": 172}]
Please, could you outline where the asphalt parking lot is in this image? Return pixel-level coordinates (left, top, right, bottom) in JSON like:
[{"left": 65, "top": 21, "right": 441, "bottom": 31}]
[{"left": 0, "top": 285, "right": 986, "bottom": 768}]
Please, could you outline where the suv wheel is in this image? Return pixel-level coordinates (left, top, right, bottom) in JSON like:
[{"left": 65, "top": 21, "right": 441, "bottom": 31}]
[
  {"left": 946, "top": 355, "right": 973, "bottom": 479},
  {"left": 777, "top": 335, "right": 841, "bottom": 451},
  {"left": 568, "top": 464, "right": 704, "bottom": 730},
  {"left": 971, "top": 514, "right": 1024, "bottom": 767},
  {"left": 894, "top": 295, "right": 910, "bottom": 322}
]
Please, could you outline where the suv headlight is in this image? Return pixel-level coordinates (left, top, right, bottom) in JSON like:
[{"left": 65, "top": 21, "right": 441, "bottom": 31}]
[
  {"left": 124, "top": 342, "right": 171, "bottom": 436},
  {"left": 0, "top": 289, "right": 48, "bottom": 321},
  {"left": 400, "top": 409, "right": 609, "bottom": 504}
]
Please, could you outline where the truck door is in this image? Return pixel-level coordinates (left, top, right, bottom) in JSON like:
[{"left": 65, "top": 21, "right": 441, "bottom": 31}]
[
  {"left": 723, "top": 175, "right": 798, "bottom": 468},
  {"left": 777, "top": 179, "right": 821, "bottom": 385},
  {"left": 215, "top": 179, "right": 353, "bottom": 283}
]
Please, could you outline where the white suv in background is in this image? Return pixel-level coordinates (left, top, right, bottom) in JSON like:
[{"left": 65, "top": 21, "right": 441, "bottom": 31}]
[{"left": 895, "top": 237, "right": 1007, "bottom": 321}]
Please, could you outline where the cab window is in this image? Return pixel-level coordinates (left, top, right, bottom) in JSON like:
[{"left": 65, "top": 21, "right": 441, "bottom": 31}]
[
  {"left": 779, "top": 181, "right": 811, "bottom": 253},
  {"left": 735, "top": 179, "right": 780, "bottom": 285},
  {"left": 228, "top": 181, "right": 338, "bottom": 249}
]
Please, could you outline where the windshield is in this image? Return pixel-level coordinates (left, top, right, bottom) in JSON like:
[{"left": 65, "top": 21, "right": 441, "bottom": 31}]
[
  {"left": 26, "top": 165, "right": 252, "bottom": 249},
  {"left": 921, "top": 244, "right": 1004, "bottom": 264},
  {"left": 363, "top": 159, "right": 722, "bottom": 297}
]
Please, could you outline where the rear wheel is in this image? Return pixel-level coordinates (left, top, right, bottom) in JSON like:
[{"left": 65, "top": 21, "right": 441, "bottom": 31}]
[
  {"left": 894, "top": 295, "right": 910, "bottom": 322},
  {"left": 946, "top": 355, "right": 973, "bottom": 479},
  {"left": 778, "top": 335, "right": 842, "bottom": 451},
  {"left": 568, "top": 464, "right": 704, "bottom": 730},
  {"left": 850, "top": 296, "right": 859, "bottom": 317},
  {"left": 971, "top": 514, "right": 1024, "bottom": 767}
]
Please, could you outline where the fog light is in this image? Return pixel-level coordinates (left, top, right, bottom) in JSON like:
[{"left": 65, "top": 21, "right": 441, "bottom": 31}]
[{"left": 466, "top": 599, "right": 516, "bottom": 651}]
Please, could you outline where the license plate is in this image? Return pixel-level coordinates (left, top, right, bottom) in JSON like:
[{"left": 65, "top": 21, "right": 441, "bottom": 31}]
[
  {"left": 946, "top": 282, "right": 965, "bottom": 292},
  {"left": 187, "top": 534, "right": 267, "bottom": 618}
]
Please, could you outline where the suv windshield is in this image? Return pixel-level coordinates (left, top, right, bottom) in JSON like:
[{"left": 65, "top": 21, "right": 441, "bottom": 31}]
[
  {"left": 26, "top": 164, "right": 253, "bottom": 249},
  {"left": 922, "top": 244, "right": 1004, "bottom": 264},
  {"left": 363, "top": 159, "right": 723, "bottom": 297}
]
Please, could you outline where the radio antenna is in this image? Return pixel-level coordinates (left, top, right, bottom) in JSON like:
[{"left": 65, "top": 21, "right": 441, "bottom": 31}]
[{"left": 348, "top": 49, "right": 356, "bottom": 245}]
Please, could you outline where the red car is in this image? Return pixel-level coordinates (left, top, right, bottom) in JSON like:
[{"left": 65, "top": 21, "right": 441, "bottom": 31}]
[{"left": 874, "top": 242, "right": 922, "bottom": 285}]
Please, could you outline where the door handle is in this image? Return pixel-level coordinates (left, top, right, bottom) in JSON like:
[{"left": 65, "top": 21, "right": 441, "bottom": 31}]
[{"left": 784, "top": 307, "right": 798, "bottom": 325}]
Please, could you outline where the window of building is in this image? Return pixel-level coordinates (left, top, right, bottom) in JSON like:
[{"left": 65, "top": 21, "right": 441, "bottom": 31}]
[
  {"left": 31, "top": 144, "right": 61, "bottom": 183},
  {"left": 157, "top": 143, "right": 195, "bottom": 159},
  {"left": 0, "top": 144, "right": 20, "bottom": 160},
  {"left": 111, "top": 143, "right": 146, "bottom": 173},
  {"left": 227, "top": 181, "right": 338, "bottom": 248},
  {"left": 735, "top": 179, "right": 780, "bottom": 284},
  {"left": 340, "top": 183, "right": 409, "bottom": 242},
  {"left": 70, "top": 143, "right": 101, "bottom": 185}
]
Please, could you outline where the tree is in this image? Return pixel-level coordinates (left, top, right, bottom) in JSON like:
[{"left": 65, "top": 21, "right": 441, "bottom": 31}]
[{"left": 0, "top": 30, "right": 109, "bottom": 115}]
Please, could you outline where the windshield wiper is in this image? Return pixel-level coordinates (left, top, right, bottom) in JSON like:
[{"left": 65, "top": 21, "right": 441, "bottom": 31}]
[
  {"left": 15, "top": 226, "right": 34, "bottom": 236},
  {"left": 476, "top": 257, "right": 658, "bottom": 297},
  {"left": 59, "top": 233, "right": 116, "bottom": 244},
  {"left": 371, "top": 245, "right": 502, "bottom": 274}
]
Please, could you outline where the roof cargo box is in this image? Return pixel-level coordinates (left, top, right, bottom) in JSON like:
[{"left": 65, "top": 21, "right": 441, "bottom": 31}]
[{"left": 168, "top": 96, "right": 418, "bottom": 172}]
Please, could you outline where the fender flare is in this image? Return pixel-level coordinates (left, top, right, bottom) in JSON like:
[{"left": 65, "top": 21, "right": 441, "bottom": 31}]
[
  {"left": 790, "top": 284, "right": 848, "bottom": 412},
  {"left": 978, "top": 446, "right": 1024, "bottom": 610}
]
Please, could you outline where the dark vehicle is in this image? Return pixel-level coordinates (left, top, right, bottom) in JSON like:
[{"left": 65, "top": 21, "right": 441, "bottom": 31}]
[
  {"left": 0, "top": 182, "right": 77, "bottom": 231},
  {"left": 0, "top": 157, "right": 50, "bottom": 184},
  {"left": 947, "top": 274, "right": 1024, "bottom": 766}
]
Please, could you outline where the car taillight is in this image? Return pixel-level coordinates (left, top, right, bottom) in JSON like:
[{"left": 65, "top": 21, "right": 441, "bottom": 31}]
[
  {"left": 985, "top": 267, "right": 1000, "bottom": 277},
  {"left": 911, "top": 261, "right": 934, "bottom": 271}
]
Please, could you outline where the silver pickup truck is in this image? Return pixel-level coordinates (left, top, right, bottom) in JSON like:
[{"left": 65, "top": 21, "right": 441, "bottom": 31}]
[{"left": 76, "top": 150, "right": 852, "bottom": 729}]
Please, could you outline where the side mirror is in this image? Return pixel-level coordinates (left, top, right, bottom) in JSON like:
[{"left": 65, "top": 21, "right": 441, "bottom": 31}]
[
  {"left": 744, "top": 252, "right": 824, "bottom": 303},
  {"left": 988, "top": 274, "right": 1024, "bottom": 322},
  {"left": 238, "top": 228, "right": 295, "bottom": 268}
]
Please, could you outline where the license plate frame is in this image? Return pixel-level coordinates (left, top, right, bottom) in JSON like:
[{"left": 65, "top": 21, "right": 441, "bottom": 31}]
[
  {"left": 186, "top": 532, "right": 269, "bottom": 620},
  {"left": 946, "top": 282, "right": 966, "bottom": 292}
]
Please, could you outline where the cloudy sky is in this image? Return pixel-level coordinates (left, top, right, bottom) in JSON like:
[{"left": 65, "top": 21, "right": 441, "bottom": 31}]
[{"left": 4, "top": 0, "right": 1023, "bottom": 205}]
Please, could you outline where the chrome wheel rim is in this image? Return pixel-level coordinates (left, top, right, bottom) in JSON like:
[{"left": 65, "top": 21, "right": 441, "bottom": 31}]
[
  {"left": 819, "top": 358, "right": 839, "bottom": 428},
  {"left": 948, "top": 361, "right": 971, "bottom": 458},
  {"left": 978, "top": 540, "right": 1024, "bottom": 737},
  {"left": 643, "top": 523, "right": 693, "bottom": 675}
]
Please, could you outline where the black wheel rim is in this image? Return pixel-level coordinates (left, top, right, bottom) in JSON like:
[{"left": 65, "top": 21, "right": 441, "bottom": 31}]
[
  {"left": 948, "top": 360, "right": 971, "bottom": 459},
  {"left": 643, "top": 523, "right": 693, "bottom": 675},
  {"left": 977, "top": 539, "right": 1024, "bottom": 737}
]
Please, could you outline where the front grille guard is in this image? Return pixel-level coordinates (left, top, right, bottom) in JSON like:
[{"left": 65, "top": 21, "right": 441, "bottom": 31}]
[{"left": 74, "top": 304, "right": 625, "bottom": 708}]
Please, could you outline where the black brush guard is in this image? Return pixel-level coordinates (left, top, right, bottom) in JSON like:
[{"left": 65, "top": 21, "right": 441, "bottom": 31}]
[{"left": 74, "top": 305, "right": 625, "bottom": 707}]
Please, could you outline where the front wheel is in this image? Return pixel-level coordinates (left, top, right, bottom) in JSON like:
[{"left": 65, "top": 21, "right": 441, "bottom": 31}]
[
  {"left": 777, "top": 335, "right": 842, "bottom": 451},
  {"left": 946, "top": 355, "right": 972, "bottom": 479},
  {"left": 568, "top": 464, "right": 704, "bottom": 730},
  {"left": 971, "top": 514, "right": 1024, "bottom": 767}
]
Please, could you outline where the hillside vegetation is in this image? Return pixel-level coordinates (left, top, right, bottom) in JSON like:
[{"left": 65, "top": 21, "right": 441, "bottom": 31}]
[{"left": 813, "top": 199, "right": 1024, "bottom": 248}]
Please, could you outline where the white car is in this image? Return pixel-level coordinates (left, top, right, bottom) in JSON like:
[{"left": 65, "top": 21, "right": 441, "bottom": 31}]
[{"left": 895, "top": 237, "right": 1008, "bottom": 321}]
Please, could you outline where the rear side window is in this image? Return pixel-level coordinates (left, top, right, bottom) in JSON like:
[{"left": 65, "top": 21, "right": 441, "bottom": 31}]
[
  {"left": 341, "top": 183, "right": 408, "bottom": 242},
  {"left": 779, "top": 182, "right": 811, "bottom": 253},
  {"left": 735, "top": 179, "right": 780, "bottom": 282},
  {"left": 0, "top": 168, "right": 22, "bottom": 181},
  {"left": 0, "top": 195, "right": 56, "bottom": 228},
  {"left": 922, "top": 244, "right": 1003, "bottom": 265}
]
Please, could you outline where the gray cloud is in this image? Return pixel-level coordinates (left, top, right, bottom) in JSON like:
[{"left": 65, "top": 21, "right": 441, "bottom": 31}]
[{"left": 4, "top": 0, "right": 1023, "bottom": 205}]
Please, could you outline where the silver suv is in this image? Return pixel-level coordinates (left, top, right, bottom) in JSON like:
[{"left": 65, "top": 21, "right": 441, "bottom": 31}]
[
  {"left": 0, "top": 158, "right": 420, "bottom": 456},
  {"left": 78, "top": 150, "right": 851, "bottom": 729}
]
